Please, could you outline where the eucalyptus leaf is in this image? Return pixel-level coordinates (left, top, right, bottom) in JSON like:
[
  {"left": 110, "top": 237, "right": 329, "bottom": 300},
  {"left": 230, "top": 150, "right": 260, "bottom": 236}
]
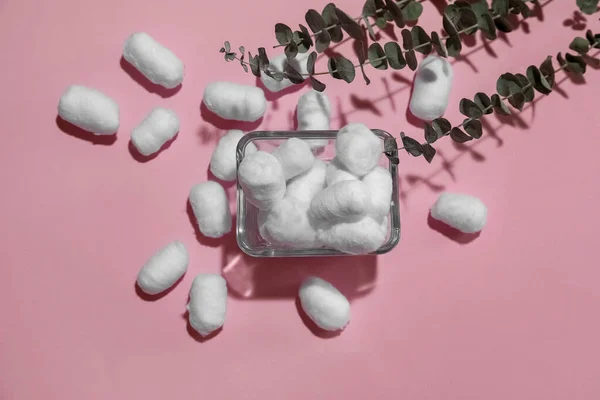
[
  {"left": 305, "top": 9, "right": 327, "bottom": 33},
  {"left": 362, "top": 0, "right": 377, "bottom": 17},
  {"left": 402, "top": 0, "right": 423, "bottom": 21},
  {"left": 307, "top": 51, "right": 317, "bottom": 75},
  {"left": 405, "top": 50, "right": 418, "bottom": 70},
  {"left": 474, "top": 92, "right": 493, "bottom": 114},
  {"left": 310, "top": 77, "right": 326, "bottom": 92},
  {"left": 385, "top": 0, "right": 405, "bottom": 28},
  {"left": 334, "top": 7, "right": 365, "bottom": 40},
  {"left": 443, "top": 15, "right": 458, "bottom": 36},
  {"left": 299, "top": 24, "right": 313, "bottom": 52},
  {"left": 384, "top": 136, "right": 398, "bottom": 153},
  {"left": 322, "top": 3, "right": 344, "bottom": 43},
  {"left": 225, "top": 53, "right": 236, "bottom": 61},
  {"left": 401, "top": 29, "right": 413, "bottom": 50},
  {"left": 384, "top": 41, "right": 407, "bottom": 69},
  {"left": 446, "top": 36, "right": 462, "bottom": 57},
  {"left": 401, "top": 135, "right": 423, "bottom": 156},
  {"left": 285, "top": 41, "right": 298, "bottom": 60},
  {"left": 507, "top": 91, "right": 525, "bottom": 110},
  {"left": 248, "top": 52, "right": 261, "bottom": 77},
  {"left": 431, "top": 31, "right": 448, "bottom": 57},
  {"left": 275, "top": 23, "right": 293, "bottom": 45},
  {"left": 411, "top": 26, "right": 432, "bottom": 54},
  {"left": 258, "top": 47, "right": 270, "bottom": 71},
  {"left": 368, "top": 43, "right": 388, "bottom": 70},
  {"left": 224, "top": 41, "right": 231, "bottom": 52},
  {"left": 264, "top": 70, "right": 284, "bottom": 82},
  {"left": 577, "top": 0, "right": 600, "bottom": 15},
  {"left": 479, "top": 13, "right": 498, "bottom": 40},
  {"left": 363, "top": 16, "right": 377, "bottom": 41},
  {"left": 569, "top": 37, "right": 590, "bottom": 55},
  {"left": 450, "top": 127, "right": 473, "bottom": 143},
  {"left": 376, "top": 17, "right": 388, "bottom": 29},
  {"left": 496, "top": 73, "right": 521, "bottom": 96},
  {"left": 328, "top": 55, "right": 356, "bottom": 83},
  {"left": 315, "top": 31, "right": 331, "bottom": 53},
  {"left": 422, "top": 143, "right": 436, "bottom": 163},
  {"left": 459, "top": 98, "right": 483, "bottom": 118},
  {"left": 526, "top": 65, "right": 551, "bottom": 95},
  {"left": 464, "top": 119, "right": 483, "bottom": 139},
  {"left": 492, "top": 0, "right": 509, "bottom": 16},
  {"left": 565, "top": 53, "right": 587, "bottom": 74},
  {"left": 491, "top": 94, "right": 511, "bottom": 115},
  {"left": 432, "top": 118, "right": 452, "bottom": 137},
  {"left": 515, "top": 73, "right": 534, "bottom": 102},
  {"left": 424, "top": 123, "right": 438, "bottom": 144},
  {"left": 557, "top": 52, "right": 567, "bottom": 68},
  {"left": 458, "top": 7, "right": 478, "bottom": 35},
  {"left": 539, "top": 56, "right": 555, "bottom": 88},
  {"left": 285, "top": 64, "right": 305, "bottom": 84},
  {"left": 494, "top": 16, "right": 513, "bottom": 32}
]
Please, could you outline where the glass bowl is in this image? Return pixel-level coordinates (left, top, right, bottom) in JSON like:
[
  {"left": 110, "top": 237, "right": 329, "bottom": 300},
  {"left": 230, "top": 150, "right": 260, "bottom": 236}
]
[{"left": 235, "top": 129, "right": 400, "bottom": 257}]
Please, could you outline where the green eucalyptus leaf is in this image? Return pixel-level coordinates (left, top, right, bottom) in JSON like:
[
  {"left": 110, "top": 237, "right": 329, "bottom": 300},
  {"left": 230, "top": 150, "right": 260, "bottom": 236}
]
[
  {"left": 306, "top": 9, "right": 327, "bottom": 34},
  {"left": 577, "top": 0, "right": 600, "bottom": 15},
  {"left": 491, "top": 94, "right": 511, "bottom": 115},
  {"left": 375, "top": 17, "right": 388, "bottom": 29},
  {"left": 368, "top": 43, "right": 388, "bottom": 70},
  {"left": 464, "top": 119, "right": 483, "bottom": 139},
  {"left": 401, "top": 135, "right": 423, "bottom": 156},
  {"left": 248, "top": 52, "right": 261, "bottom": 77},
  {"left": 322, "top": 3, "right": 343, "bottom": 43},
  {"left": 285, "top": 41, "right": 298, "bottom": 60},
  {"left": 362, "top": 0, "right": 377, "bottom": 17},
  {"left": 431, "top": 32, "right": 448, "bottom": 58},
  {"left": 432, "top": 118, "right": 452, "bottom": 137},
  {"left": 401, "top": 29, "right": 413, "bottom": 50},
  {"left": 496, "top": 73, "right": 521, "bottom": 96},
  {"left": 586, "top": 29, "right": 596, "bottom": 45},
  {"left": 492, "top": 0, "right": 509, "bottom": 16},
  {"left": 225, "top": 52, "right": 236, "bottom": 61},
  {"left": 539, "top": 56, "right": 555, "bottom": 88},
  {"left": 299, "top": 24, "right": 313, "bottom": 52},
  {"left": 446, "top": 36, "right": 462, "bottom": 57},
  {"left": 384, "top": 41, "right": 406, "bottom": 69},
  {"left": 307, "top": 51, "right": 317, "bottom": 75},
  {"left": 479, "top": 12, "right": 497, "bottom": 40},
  {"left": 424, "top": 123, "right": 438, "bottom": 143},
  {"left": 402, "top": 0, "right": 423, "bottom": 21},
  {"left": 224, "top": 41, "right": 231, "bottom": 52},
  {"left": 450, "top": 127, "right": 473, "bottom": 143},
  {"left": 328, "top": 55, "right": 356, "bottom": 83},
  {"left": 569, "top": 37, "right": 590, "bottom": 55},
  {"left": 285, "top": 64, "right": 305, "bottom": 84},
  {"left": 460, "top": 98, "right": 483, "bottom": 118},
  {"left": 422, "top": 143, "right": 436, "bottom": 163},
  {"left": 557, "top": 52, "right": 567, "bottom": 68},
  {"left": 275, "top": 23, "right": 293, "bottom": 45},
  {"left": 411, "top": 26, "right": 432, "bottom": 54},
  {"left": 474, "top": 92, "right": 493, "bottom": 114},
  {"left": 405, "top": 50, "right": 418, "bottom": 70},
  {"left": 494, "top": 16, "right": 513, "bottom": 32},
  {"left": 315, "top": 31, "right": 331, "bottom": 53},
  {"left": 334, "top": 7, "right": 365, "bottom": 40},
  {"left": 507, "top": 91, "right": 525, "bottom": 110},
  {"left": 444, "top": 4, "right": 461, "bottom": 26},
  {"left": 515, "top": 73, "right": 534, "bottom": 102},
  {"left": 363, "top": 16, "right": 377, "bottom": 41},
  {"left": 458, "top": 7, "right": 478, "bottom": 35},
  {"left": 526, "top": 65, "right": 551, "bottom": 95},
  {"left": 565, "top": 53, "right": 587, "bottom": 74},
  {"left": 264, "top": 70, "right": 284, "bottom": 82},
  {"left": 443, "top": 15, "right": 458, "bottom": 36},
  {"left": 258, "top": 48, "right": 270, "bottom": 71},
  {"left": 385, "top": 0, "right": 405, "bottom": 28},
  {"left": 384, "top": 136, "right": 398, "bottom": 153},
  {"left": 310, "top": 77, "right": 326, "bottom": 92}
]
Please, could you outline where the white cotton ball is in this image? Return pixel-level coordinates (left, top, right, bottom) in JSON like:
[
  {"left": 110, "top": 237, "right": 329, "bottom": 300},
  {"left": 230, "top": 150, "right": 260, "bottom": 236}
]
[
  {"left": 136, "top": 241, "right": 189, "bottom": 295},
  {"left": 123, "top": 32, "right": 184, "bottom": 89},
  {"left": 260, "top": 52, "right": 310, "bottom": 92},
  {"left": 238, "top": 151, "right": 286, "bottom": 210},
  {"left": 258, "top": 198, "right": 318, "bottom": 247},
  {"left": 189, "top": 181, "right": 232, "bottom": 238},
  {"left": 317, "top": 216, "right": 387, "bottom": 255},
  {"left": 430, "top": 192, "right": 487, "bottom": 234},
  {"left": 362, "top": 166, "right": 393, "bottom": 218},
  {"left": 325, "top": 158, "right": 358, "bottom": 187},
  {"left": 310, "top": 180, "right": 370, "bottom": 223},
  {"left": 187, "top": 274, "right": 227, "bottom": 336},
  {"left": 335, "top": 123, "right": 382, "bottom": 177},
  {"left": 209, "top": 130, "right": 257, "bottom": 181},
  {"left": 203, "top": 81, "right": 266, "bottom": 122},
  {"left": 297, "top": 90, "right": 331, "bottom": 149},
  {"left": 285, "top": 159, "right": 327, "bottom": 205},
  {"left": 271, "top": 138, "right": 315, "bottom": 181},
  {"left": 57, "top": 85, "right": 119, "bottom": 135},
  {"left": 130, "top": 107, "right": 179, "bottom": 156},
  {"left": 409, "top": 55, "right": 453, "bottom": 121},
  {"left": 299, "top": 276, "right": 350, "bottom": 331}
]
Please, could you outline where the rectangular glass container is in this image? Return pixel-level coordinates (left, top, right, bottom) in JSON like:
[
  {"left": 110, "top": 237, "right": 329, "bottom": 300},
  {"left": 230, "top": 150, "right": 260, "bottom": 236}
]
[{"left": 236, "top": 129, "right": 400, "bottom": 257}]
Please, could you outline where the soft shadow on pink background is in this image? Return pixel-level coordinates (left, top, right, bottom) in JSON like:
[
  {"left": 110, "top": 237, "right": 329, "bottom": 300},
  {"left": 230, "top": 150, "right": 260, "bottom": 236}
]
[{"left": 1, "top": 0, "right": 600, "bottom": 399}]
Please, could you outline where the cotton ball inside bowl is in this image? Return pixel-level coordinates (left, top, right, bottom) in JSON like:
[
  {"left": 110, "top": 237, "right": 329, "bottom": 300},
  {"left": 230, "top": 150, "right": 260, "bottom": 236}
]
[
  {"left": 136, "top": 241, "right": 189, "bottom": 295},
  {"left": 203, "top": 81, "right": 266, "bottom": 122},
  {"left": 430, "top": 192, "right": 487, "bottom": 233},
  {"left": 299, "top": 276, "right": 350, "bottom": 331},
  {"left": 325, "top": 158, "right": 358, "bottom": 187},
  {"left": 285, "top": 159, "right": 327, "bottom": 205},
  {"left": 209, "top": 130, "right": 257, "bottom": 181},
  {"left": 317, "top": 216, "right": 388, "bottom": 255},
  {"left": 309, "top": 180, "right": 370, "bottom": 223},
  {"left": 362, "top": 166, "right": 393, "bottom": 218},
  {"left": 258, "top": 197, "right": 318, "bottom": 247},
  {"left": 271, "top": 137, "right": 315, "bottom": 181},
  {"left": 335, "top": 123, "right": 382, "bottom": 177},
  {"left": 187, "top": 274, "right": 227, "bottom": 336},
  {"left": 189, "top": 181, "right": 232, "bottom": 238},
  {"left": 296, "top": 89, "right": 331, "bottom": 149},
  {"left": 238, "top": 151, "right": 286, "bottom": 210},
  {"left": 409, "top": 55, "right": 453, "bottom": 121}
]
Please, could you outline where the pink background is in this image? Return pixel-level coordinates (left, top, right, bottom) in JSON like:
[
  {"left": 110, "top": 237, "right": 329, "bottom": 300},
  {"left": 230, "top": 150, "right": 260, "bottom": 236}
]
[{"left": 1, "top": 0, "right": 600, "bottom": 398}]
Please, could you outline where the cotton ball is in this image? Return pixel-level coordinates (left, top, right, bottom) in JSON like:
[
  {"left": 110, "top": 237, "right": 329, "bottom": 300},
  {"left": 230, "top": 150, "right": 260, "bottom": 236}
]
[
  {"left": 430, "top": 192, "right": 487, "bottom": 233},
  {"left": 299, "top": 276, "right": 350, "bottom": 331},
  {"left": 297, "top": 90, "right": 331, "bottom": 149},
  {"left": 362, "top": 166, "right": 393, "bottom": 218},
  {"left": 258, "top": 198, "right": 318, "bottom": 247},
  {"left": 209, "top": 130, "right": 257, "bottom": 181},
  {"left": 409, "top": 55, "right": 453, "bottom": 121},
  {"left": 187, "top": 274, "right": 227, "bottom": 336},
  {"left": 260, "top": 52, "right": 310, "bottom": 92},
  {"left": 189, "top": 181, "right": 232, "bottom": 238},
  {"left": 317, "top": 216, "right": 387, "bottom": 255},
  {"left": 136, "top": 241, "right": 189, "bottom": 295},
  {"left": 285, "top": 159, "right": 327, "bottom": 205},
  {"left": 325, "top": 158, "right": 358, "bottom": 187},
  {"left": 271, "top": 138, "right": 315, "bottom": 181},
  {"left": 57, "top": 85, "right": 119, "bottom": 135},
  {"left": 238, "top": 151, "right": 286, "bottom": 210},
  {"left": 310, "top": 180, "right": 370, "bottom": 223},
  {"left": 123, "top": 32, "right": 184, "bottom": 89},
  {"left": 203, "top": 82, "right": 266, "bottom": 122},
  {"left": 335, "top": 123, "right": 382, "bottom": 177},
  {"left": 130, "top": 107, "right": 179, "bottom": 156}
]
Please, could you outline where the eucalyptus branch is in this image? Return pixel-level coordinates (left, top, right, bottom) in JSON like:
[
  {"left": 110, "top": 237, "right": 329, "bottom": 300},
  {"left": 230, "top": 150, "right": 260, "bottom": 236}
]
[{"left": 388, "top": 31, "right": 600, "bottom": 164}]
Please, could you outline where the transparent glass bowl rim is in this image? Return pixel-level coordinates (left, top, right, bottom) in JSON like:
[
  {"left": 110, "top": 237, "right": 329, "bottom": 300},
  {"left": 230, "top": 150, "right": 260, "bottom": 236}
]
[{"left": 235, "top": 129, "right": 401, "bottom": 257}]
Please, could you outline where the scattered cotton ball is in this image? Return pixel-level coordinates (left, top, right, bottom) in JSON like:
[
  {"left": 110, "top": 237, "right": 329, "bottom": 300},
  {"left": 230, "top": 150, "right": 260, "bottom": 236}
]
[
  {"left": 203, "top": 82, "right": 266, "bottom": 122},
  {"left": 136, "top": 241, "right": 189, "bottom": 295},
  {"left": 299, "top": 276, "right": 350, "bottom": 331},
  {"left": 209, "top": 130, "right": 257, "bottom": 181},
  {"left": 123, "top": 32, "right": 184, "bottom": 89},
  {"left": 325, "top": 158, "right": 358, "bottom": 187},
  {"left": 271, "top": 138, "right": 315, "bottom": 181},
  {"left": 57, "top": 85, "right": 119, "bottom": 135},
  {"left": 238, "top": 151, "right": 286, "bottom": 210},
  {"left": 130, "top": 107, "right": 179, "bottom": 156},
  {"left": 362, "top": 166, "right": 393, "bottom": 218},
  {"left": 187, "top": 274, "right": 227, "bottom": 336},
  {"left": 285, "top": 159, "right": 327, "bottom": 205},
  {"left": 409, "top": 55, "right": 453, "bottom": 121},
  {"left": 317, "top": 216, "right": 387, "bottom": 255},
  {"left": 310, "top": 180, "right": 370, "bottom": 223},
  {"left": 335, "top": 123, "right": 382, "bottom": 177},
  {"left": 189, "top": 181, "right": 232, "bottom": 238},
  {"left": 430, "top": 192, "right": 487, "bottom": 234},
  {"left": 260, "top": 52, "right": 309, "bottom": 92},
  {"left": 297, "top": 90, "right": 331, "bottom": 149},
  {"left": 258, "top": 198, "right": 318, "bottom": 247}
]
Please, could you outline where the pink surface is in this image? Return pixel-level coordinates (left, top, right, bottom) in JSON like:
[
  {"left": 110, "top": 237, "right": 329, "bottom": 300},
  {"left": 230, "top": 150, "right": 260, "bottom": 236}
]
[{"left": 1, "top": 0, "right": 600, "bottom": 399}]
